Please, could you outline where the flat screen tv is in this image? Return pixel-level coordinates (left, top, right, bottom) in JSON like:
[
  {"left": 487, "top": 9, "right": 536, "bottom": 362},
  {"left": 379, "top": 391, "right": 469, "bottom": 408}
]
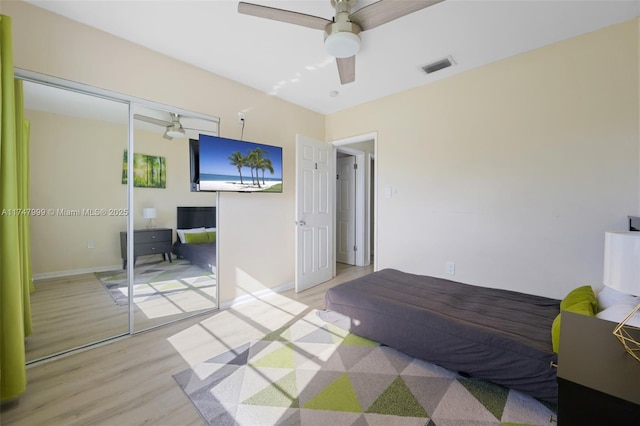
[{"left": 190, "top": 134, "right": 283, "bottom": 193}]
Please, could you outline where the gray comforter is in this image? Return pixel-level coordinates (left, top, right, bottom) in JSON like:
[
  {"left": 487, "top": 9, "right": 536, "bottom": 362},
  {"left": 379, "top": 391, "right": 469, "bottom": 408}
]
[
  {"left": 321, "top": 268, "right": 560, "bottom": 402},
  {"left": 174, "top": 242, "right": 216, "bottom": 273}
]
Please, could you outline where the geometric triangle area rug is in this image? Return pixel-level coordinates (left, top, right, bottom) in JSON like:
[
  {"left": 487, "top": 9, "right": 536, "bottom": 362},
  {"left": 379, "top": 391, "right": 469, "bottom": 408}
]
[
  {"left": 173, "top": 310, "right": 556, "bottom": 425},
  {"left": 95, "top": 259, "right": 216, "bottom": 306}
]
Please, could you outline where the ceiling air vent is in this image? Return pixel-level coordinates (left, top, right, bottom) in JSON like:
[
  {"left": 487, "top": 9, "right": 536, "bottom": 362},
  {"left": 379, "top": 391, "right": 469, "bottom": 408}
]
[{"left": 421, "top": 56, "right": 455, "bottom": 75}]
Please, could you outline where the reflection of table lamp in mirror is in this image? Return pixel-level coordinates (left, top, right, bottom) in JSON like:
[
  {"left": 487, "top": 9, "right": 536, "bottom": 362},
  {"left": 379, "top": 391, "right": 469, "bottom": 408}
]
[
  {"left": 143, "top": 208, "right": 156, "bottom": 229},
  {"left": 603, "top": 231, "right": 640, "bottom": 362}
]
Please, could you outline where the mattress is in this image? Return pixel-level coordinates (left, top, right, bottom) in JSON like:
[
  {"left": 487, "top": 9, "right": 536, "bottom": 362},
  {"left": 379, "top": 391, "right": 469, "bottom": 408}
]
[{"left": 321, "top": 268, "right": 560, "bottom": 402}]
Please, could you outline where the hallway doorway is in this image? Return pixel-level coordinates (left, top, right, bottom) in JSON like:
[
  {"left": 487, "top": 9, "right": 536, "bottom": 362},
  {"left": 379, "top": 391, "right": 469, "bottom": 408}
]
[{"left": 333, "top": 133, "right": 376, "bottom": 275}]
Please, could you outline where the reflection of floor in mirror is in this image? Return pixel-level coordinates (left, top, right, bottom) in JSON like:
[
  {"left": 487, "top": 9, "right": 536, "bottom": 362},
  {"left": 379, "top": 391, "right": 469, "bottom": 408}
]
[
  {"left": 134, "top": 278, "right": 217, "bottom": 320},
  {"left": 134, "top": 269, "right": 217, "bottom": 330},
  {"left": 27, "top": 272, "right": 128, "bottom": 362},
  {"left": 27, "top": 260, "right": 218, "bottom": 362}
]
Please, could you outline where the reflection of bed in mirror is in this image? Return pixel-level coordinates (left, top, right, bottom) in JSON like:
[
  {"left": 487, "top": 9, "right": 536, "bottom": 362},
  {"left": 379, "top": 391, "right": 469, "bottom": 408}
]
[{"left": 172, "top": 206, "right": 216, "bottom": 273}]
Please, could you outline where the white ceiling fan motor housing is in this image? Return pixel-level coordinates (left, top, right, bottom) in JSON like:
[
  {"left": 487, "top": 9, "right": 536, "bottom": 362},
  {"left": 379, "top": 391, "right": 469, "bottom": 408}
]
[
  {"left": 165, "top": 127, "right": 186, "bottom": 138},
  {"left": 324, "top": 0, "right": 361, "bottom": 58},
  {"left": 324, "top": 24, "right": 361, "bottom": 58}
]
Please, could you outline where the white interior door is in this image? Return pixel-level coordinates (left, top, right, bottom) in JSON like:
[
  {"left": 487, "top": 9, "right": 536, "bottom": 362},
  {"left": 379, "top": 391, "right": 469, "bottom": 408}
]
[
  {"left": 336, "top": 155, "right": 356, "bottom": 265},
  {"left": 295, "top": 135, "right": 334, "bottom": 292}
]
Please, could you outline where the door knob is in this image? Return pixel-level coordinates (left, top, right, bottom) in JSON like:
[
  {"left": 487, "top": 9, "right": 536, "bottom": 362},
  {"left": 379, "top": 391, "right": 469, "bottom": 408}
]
[{"left": 296, "top": 220, "right": 306, "bottom": 226}]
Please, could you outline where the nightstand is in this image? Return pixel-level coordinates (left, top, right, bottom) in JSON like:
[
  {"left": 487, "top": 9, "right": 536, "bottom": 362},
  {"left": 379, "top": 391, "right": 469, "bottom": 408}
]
[
  {"left": 119, "top": 228, "right": 172, "bottom": 269},
  {"left": 557, "top": 311, "right": 640, "bottom": 425}
]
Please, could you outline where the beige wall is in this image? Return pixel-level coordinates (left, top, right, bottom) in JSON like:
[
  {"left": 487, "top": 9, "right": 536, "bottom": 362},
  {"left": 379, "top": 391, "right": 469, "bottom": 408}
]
[
  {"left": 327, "top": 18, "right": 640, "bottom": 299},
  {"left": 26, "top": 109, "right": 128, "bottom": 274},
  {"left": 6, "top": 1, "right": 325, "bottom": 303}
]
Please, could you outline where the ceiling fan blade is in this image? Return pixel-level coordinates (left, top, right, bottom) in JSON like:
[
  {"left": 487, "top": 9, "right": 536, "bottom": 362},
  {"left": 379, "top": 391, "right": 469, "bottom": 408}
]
[
  {"left": 162, "top": 131, "right": 173, "bottom": 141},
  {"left": 238, "top": 2, "right": 331, "bottom": 31},
  {"left": 134, "top": 114, "right": 172, "bottom": 127},
  {"left": 337, "top": 56, "right": 356, "bottom": 85},
  {"left": 183, "top": 127, "right": 214, "bottom": 132},
  {"left": 350, "top": 0, "right": 445, "bottom": 31}
]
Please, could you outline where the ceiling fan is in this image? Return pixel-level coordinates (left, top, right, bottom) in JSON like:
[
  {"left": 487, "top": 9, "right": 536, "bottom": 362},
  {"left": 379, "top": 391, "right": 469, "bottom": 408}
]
[
  {"left": 238, "top": 0, "right": 444, "bottom": 85},
  {"left": 134, "top": 113, "right": 207, "bottom": 140}
]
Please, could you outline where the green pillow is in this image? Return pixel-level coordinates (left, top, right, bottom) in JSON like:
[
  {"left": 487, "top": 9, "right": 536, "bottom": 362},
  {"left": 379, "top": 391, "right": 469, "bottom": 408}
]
[
  {"left": 560, "top": 285, "right": 597, "bottom": 312},
  {"left": 551, "top": 300, "right": 596, "bottom": 353},
  {"left": 184, "top": 232, "right": 209, "bottom": 244},
  {"left": 551, "top": 313, "right": 562, "bottom": 353},
  {"left": 206, "top": 231, "right": 216, "bottom": 243}
]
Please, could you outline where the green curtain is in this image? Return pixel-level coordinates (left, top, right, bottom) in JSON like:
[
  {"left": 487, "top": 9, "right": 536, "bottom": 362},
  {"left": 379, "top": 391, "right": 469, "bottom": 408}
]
[{"left": 1, "top": 14, "right": 33, "bottom": 402}]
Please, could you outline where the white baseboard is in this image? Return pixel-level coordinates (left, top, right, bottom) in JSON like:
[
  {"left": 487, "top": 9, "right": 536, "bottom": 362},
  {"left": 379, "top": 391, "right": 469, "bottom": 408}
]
[
  {"left": 219, "top": 281, "right": 295, "bottom": 311},
  {"left": 33, "top": 264, "right": 122, "bottom": 281}
]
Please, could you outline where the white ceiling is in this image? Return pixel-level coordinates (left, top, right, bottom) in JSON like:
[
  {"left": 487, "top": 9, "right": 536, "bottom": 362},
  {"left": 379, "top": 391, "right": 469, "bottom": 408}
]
[{"left": 24, "top": 0, "right": 640, "bottom": 115}]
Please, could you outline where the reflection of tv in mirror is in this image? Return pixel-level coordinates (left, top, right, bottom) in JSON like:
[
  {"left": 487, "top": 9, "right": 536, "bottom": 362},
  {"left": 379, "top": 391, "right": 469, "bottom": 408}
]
[{"left": 190, "top": 134, "right": 283, "bottom": 193}]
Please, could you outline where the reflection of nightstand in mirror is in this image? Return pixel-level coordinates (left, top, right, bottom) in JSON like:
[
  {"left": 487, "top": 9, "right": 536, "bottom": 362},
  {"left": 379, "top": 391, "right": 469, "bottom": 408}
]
[
  {"left": 557, "top": 312, "right": 640, "bottom": 425},
  {"left": 119, "top": 228, "right": 172, "bottom": 269}
]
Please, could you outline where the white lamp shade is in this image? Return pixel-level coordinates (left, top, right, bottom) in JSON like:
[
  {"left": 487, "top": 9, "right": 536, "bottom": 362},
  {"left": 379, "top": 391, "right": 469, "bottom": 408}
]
[
  {"left": 325, "top": 31, "right": 361, "bottom": 58},
  {"left": 142, "top": 208, "right": 157, "bottom": 220},
  {"left": 603, "top": 231, "right": 640, "bottom": 296}
]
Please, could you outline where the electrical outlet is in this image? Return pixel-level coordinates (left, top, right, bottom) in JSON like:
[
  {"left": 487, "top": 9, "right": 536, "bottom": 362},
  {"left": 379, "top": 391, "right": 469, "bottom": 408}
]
[
  {"left": 237, "top": 112, "right": 245, "bottom": 124},
  {"left": 446, "top": 261, "right": 455, "bottom": 275},
  {"left": 87, "top": 240, "right": 95, "bottom": 249}
]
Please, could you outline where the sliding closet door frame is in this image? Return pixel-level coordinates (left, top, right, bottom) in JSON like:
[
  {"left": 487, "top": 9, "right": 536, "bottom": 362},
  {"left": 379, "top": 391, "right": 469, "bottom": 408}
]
[
  {"left": 15, "top": 68, "right": 221, "bottom": 363},
  {"left": 15, "top": 69, "right": 133, "bottom": 363},
  {"left": 127, "top": 104, "right": 135, "bottom": 333},
  {"left": 129, "top": 102, "right": 221, "bottom": 334}
]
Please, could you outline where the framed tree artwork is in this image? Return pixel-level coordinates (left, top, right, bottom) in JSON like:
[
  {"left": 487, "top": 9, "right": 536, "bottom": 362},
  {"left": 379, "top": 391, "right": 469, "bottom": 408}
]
[{"left": 122, "top": 150, "right": 166, "bottom": 188}]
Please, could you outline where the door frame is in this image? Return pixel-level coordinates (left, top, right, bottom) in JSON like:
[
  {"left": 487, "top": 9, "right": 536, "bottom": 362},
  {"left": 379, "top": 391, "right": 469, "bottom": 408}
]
[
  {"left": 334, "top": 153, "right": 362, "bottom": 266},
  {"left": 332, "top": 132, "right": 378, "bottom": 271},
  {"left": 335, "top": 147, "right": 365, "bottom": 267}
]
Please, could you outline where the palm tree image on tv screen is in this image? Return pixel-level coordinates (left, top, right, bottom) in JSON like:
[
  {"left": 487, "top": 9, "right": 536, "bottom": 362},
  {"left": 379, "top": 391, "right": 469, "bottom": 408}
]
[{"left": 199, "top": 135, "right": 283, "bottom": 193}]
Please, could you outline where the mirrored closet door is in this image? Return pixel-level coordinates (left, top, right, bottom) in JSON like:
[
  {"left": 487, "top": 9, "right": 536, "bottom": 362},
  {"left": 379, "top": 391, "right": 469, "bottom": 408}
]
[
  {"left": 23, "top": 79, "right": 130, "bottom": 362},
  {"left": 130, "top": 104, "right": 219, "bottom": 332},
  {"left": 19, "top": 71, "right": 221, "bottom": 363}
]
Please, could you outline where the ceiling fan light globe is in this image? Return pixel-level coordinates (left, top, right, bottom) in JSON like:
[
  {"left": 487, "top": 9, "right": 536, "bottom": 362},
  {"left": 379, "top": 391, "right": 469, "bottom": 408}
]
[
  {"left": 166, "top": 129, "right": 186, "bottom": 138},
  {"left": 325, "top": 31, "right": 360, "bottom": 58}
]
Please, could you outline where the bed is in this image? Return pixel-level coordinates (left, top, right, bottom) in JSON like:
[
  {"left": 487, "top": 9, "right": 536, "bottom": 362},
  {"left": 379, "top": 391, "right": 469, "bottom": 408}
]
[
  {"left": 172, "top": 206, "right": 217, "bottom": 273},
  {"left": 320, "top": 268, "right": 561, "bottom": 403}
]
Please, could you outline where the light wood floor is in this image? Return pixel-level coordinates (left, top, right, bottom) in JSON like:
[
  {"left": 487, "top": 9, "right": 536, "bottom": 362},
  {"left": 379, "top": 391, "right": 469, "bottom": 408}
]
[
  {"left": 2, "top": 263, "right": 373, "bottom": 425},
  {"left": 26, "top": 273, "right": 128, "bottom": 361},
  {"left": 26, "top": 260, "right": 218, "bottom": 362}
]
